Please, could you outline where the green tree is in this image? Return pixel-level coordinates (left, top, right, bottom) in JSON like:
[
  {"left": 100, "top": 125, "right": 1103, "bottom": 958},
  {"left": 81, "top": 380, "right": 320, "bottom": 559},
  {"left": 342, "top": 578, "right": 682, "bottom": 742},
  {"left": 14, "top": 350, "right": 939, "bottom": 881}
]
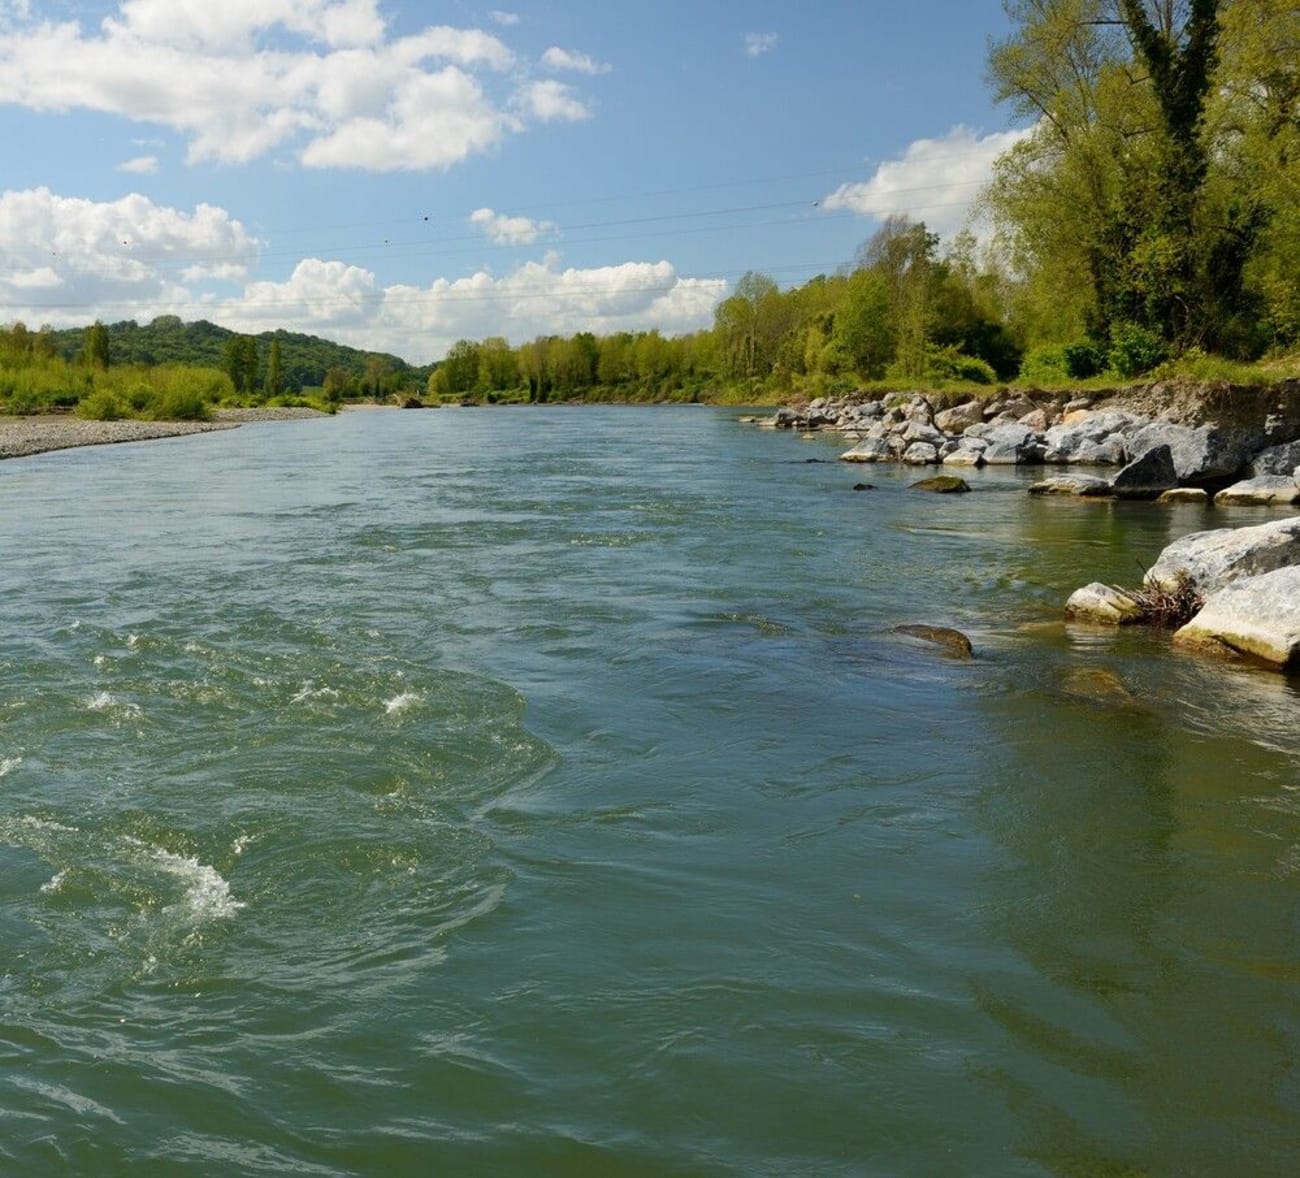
[
  {"left": 265, "top": 337, "right": 281, "bottom": 398},
  {"left": 222, "top": 335, "right": 258, "bottom": 394},
  {"left": 85, "top": 321, "right": 110, "bottom": 370}
]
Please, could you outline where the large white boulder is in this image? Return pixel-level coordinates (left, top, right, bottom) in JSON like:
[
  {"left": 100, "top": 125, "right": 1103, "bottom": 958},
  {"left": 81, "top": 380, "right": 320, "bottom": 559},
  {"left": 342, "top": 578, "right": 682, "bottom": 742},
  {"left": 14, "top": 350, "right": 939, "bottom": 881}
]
[
  {"left": 1213, "top": 476, "right": 1300, "bottom": 506},
  {"left": 1175, "top": 566, "right": 1300, "bottom": 669},
  {"left": 1145, "top": 516, "right": 1300, "bottom": 594}
]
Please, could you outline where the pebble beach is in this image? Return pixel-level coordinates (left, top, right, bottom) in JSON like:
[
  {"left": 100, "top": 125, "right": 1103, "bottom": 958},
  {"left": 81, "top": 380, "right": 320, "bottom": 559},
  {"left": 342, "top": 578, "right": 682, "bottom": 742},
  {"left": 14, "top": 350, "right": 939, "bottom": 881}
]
[{"left": 0, "top": 407, "right": 328, "bottom": 461}]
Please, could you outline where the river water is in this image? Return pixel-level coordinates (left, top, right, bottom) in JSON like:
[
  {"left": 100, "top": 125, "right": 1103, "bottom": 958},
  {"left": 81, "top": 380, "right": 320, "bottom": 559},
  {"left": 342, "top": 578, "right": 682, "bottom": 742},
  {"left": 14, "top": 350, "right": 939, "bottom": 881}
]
[{"left": 1, "top": 406, "right": 1297, "bottom": 1175}]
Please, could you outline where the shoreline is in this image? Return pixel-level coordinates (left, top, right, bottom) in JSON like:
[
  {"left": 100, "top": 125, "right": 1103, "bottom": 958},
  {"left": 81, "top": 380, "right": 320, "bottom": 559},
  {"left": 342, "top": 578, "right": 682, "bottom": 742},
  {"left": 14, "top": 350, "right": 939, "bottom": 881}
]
[{"left": 0, "top": 407, "right": 328, "bottom": 462}]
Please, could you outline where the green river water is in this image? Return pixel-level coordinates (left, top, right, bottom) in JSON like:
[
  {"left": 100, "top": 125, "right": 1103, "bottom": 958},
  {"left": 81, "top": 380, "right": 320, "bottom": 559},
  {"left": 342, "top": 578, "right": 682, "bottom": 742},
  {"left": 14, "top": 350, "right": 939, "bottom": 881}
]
[{"left": 1, "top": 406, "right": 1297, "bottom": 1175}]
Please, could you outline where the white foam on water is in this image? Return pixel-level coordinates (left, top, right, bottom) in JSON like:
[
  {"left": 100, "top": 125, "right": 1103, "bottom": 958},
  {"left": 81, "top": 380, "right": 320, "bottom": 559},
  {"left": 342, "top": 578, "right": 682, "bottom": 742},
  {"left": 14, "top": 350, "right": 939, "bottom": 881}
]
[
  {"left": 85, "top": 692, "right": 142, "bottom": 718},
  {"left": 0, "top": 755, "right": 20, "bottom": 777},
  {"left": 149, "top": 848, "right": 245, "bottom": 920},
  {"left": 231, "top": 833, "right": 254, "bottom": 856},
  {"left": 93, "top": 654, "right": 107, "bottom": 668},
  {"left": 39, "top": 869, "right": 67, "bottom": 895},
  {"left": 126, "top": 634, "right": 139, "bottom": 649},
  {"left": 292, "top": 682, "right": 341, "bottom": 704},
  {"left": 385, "top": 691, "right": 421, "bottom": 716}
]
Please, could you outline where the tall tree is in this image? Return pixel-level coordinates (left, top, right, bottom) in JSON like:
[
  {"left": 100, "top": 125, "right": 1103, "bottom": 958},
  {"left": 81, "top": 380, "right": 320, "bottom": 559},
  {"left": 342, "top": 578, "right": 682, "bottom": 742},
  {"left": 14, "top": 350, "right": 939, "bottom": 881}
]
[
  {"left": 265, "top": 337, "right": 282, "bottom": 399},
  {"left": 85, "top": 321, "right": 110, "bottom": 370}
]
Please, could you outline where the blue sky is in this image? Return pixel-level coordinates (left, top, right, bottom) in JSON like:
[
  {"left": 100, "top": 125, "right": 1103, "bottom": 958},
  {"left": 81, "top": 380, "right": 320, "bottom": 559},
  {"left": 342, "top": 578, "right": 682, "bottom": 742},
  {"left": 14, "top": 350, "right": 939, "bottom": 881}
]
[{"left": 0, "top": 1, "right": 1022, "bottom": 363}]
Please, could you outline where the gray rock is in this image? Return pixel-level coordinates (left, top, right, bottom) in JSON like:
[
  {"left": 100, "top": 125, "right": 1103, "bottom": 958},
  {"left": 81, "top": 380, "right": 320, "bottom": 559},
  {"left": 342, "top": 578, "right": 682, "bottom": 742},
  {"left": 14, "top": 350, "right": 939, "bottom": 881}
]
[
  {"left": 839, "top": 437, "right": 891, "bottom": 463},
  {"left": 1157, "top": 488, "right": 1209, "bottom": 504},
  {"left": 1065, "top": 583, "right": 1147, "bottom": 625},
  {"left": 943, "top": 442, "right": 987, "bottom": 467},
  {"left": 902, "top": 441, "right": 941, "bottom": 465},
  {"left": 1213, "top": 476, "right": 1300, "bottom": 506},
  {"left": 1124, "top": 421, "right": 1256, "bottom": 486},
  {"left": 1174, "top": 566, "right": 1300, "bottom": 669},
  {"left": 1028, "top": 475, "right": 1113, "bottom": 497},
  {"left": 1145, "top": 515, "right": 1300, "bottom": 594},
  {"left": 902, "top": 421, "right": 945, "bottom": 446},
  {"left": 982, "top": 423, "right": 1045, "bottom": 465},
  {"left": 934, "top": 400, "right": 984, "bottom": 434},
  {"left": 1247, "top": 439, "right": 1300, "bottom": 477},
  {"left": 1111, "top": 445, "right": 1178, "bottom": 499},
  {"left": 1042, "top": 410, "right": 1138, "bottom": 465}
]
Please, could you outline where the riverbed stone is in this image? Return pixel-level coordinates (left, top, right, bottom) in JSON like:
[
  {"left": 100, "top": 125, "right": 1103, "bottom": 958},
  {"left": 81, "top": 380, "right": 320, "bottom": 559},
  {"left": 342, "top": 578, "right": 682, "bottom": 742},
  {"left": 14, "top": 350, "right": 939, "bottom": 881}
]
[
  {"left": 1042, "top": 410, "right": 1137, "bottom": 465},
  {"left": 910, "top": 475, "right": 970, "bottom": 493},
  {"left": 1028, "top": 475, "right": 1113, "bottom": 497},
  {"left": 839, "top": 437, "right": 892, "bottom": 463},
  {"left": 982, "top": 423, "right": 1045, "bottom": 465},
  {"left": 902, "top": 441, "right": 941, "bottom": 465},
  {"left": 890, "top": 624, "right": 974, "bottom": 659},
  {"left": 943, "top": 443, "right": 986, "bottom": 467},
  {"left": 1213, "top": 476, "right": 1300, "bottom": 506},
  {"left": 1065, "top": 582, "right": 1146, "bottom": 625},
  {"left": 1111, "top": 444, "right": 1178, "bottom": 499},
  {"left": 1174, "top": 566, "right": 1300, "bottom": 669},
  {"left": 1157, "top": 487, "right": 1209, "bottom": 504},
  {"left": 1145, "top": 515, "right": 1300, "bottom": 594}
]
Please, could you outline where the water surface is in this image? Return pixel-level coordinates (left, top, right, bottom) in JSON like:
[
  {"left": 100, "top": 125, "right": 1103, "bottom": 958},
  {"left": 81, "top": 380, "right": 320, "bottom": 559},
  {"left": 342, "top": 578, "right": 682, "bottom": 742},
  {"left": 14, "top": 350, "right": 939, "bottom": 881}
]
[{"left": 2, "top": 407, "right": 1297, "bottom": 1174}]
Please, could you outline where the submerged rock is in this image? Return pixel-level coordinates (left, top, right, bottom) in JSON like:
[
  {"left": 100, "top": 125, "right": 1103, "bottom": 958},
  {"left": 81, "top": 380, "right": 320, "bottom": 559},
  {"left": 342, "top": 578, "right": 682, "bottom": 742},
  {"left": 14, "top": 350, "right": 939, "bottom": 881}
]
[
  {"left": 1174, "top": 566, "right": 1300, "bottom": 670},
  {"left": 1145, "top": 516, "right": 1300, "bottom": 595},
  {"left": 1065, "top": 583, "right": 1147, "bottom": 625},
  {"left": 1213, "top": 476, "right": 1300, "bottom": 506},
  {"left": 890, "top": 624, "right": 974, "bottom": 659},
  {"left": 909, "top": 475, "right": 971, "bottom": 494},
  {"left": 1061, "top": 667, "right": 1134, "bottom": 703}
]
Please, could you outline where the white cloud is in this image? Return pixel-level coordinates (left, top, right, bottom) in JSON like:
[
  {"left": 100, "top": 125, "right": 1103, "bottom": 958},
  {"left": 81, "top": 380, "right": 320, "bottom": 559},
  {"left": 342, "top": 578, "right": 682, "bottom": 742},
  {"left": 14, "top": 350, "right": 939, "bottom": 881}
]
[
  {"left": 213, "top": 255, "right": 726, "bottom": 362},
  {"left": 516, "top": 79, "right": 590, "bottom": 123},
  {"left": 0, "top": 188, "right": 723, "bottom": 362},
  {"left": 822, "top": 125, "right": 1034, "bottom": 237},
  {"left": 0, "top": 187, "right": 258, "bottom": 323},
  {"left": 489, "top": 10, "right": 519, "bottom": 26},
  {"left": 540, "top": 46, "right": 610, "bottom": 75},
  {"left": 116, "top": 154, "right": 159, "bottom": 174},
  {"left": 743, "top": 32, "right": 777, "bottom": 58},
  {"left": 0, "top": 4, "right": 596, "bottom": 171},
  {"left": 469, "top": 207, "right": 556, "bottom": 246}
]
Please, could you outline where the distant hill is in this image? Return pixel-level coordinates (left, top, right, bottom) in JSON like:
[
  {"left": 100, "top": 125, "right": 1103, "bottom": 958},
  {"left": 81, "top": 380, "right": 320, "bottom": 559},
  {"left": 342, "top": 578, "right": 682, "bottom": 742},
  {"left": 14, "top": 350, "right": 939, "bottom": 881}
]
[{"left": 49, "top": 317, "right": 425, "bottom": 392}]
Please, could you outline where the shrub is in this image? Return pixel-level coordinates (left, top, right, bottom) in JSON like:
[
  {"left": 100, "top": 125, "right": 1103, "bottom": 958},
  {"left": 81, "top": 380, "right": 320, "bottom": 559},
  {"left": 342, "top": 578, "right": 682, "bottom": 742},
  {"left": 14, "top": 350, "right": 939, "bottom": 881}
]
[
  {"left": 76, "top": 389, "right": 128, "bottom": 420},
  {"left": 1062, "top": 341, "right": 1105, "bottom": 379},
  {"left": 1017, "top": 345, "right": 1070, "bottom": 386},
  {"left": 1108, "top": 323, "right": 1166, "bottom": 378}
]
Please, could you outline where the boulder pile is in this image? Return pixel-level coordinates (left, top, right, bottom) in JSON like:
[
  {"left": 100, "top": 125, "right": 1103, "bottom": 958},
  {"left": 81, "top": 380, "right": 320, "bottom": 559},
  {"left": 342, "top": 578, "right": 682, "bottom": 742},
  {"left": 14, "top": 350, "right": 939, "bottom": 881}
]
[{"left": 765, "top": 385, "right": 1300, "bottom": 502}]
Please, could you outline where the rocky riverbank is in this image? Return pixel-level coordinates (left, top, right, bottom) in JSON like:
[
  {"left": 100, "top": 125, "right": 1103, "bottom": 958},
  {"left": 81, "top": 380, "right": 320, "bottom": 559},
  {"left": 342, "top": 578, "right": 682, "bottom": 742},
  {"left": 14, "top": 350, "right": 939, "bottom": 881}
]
[
  {"left": 0, "top": 406, "right": 328, "bottom": 462},
  {"left": 757, "top": 381, "right": 1300, "bottom": 671},
  {"left": 755, "top": 380, "right": 1300, "bottom": 503}
]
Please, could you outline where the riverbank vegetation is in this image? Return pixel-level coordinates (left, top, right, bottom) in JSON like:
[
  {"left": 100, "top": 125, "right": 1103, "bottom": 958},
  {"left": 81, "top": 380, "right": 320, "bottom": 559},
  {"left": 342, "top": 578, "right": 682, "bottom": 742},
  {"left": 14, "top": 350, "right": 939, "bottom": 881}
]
[{"left": 2, "top": 2, "right": 1297, "bottom": 418}]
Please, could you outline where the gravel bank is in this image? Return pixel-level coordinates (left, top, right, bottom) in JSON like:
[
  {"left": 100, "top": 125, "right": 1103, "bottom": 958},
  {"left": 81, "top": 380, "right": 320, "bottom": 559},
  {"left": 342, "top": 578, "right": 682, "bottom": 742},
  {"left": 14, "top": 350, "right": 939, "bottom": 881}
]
[
  {"left": 0, "top": 416, "right": 238, "bottom": 461},
  {"left": 0, "top": 407, "right": 330, "bottom": 461}
]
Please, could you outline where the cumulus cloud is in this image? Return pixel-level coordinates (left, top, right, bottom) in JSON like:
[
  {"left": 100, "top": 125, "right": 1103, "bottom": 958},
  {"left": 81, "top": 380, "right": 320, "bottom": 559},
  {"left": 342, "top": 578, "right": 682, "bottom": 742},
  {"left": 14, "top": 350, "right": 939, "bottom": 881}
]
[
  {"left": 822, "top": 124, "right": 1034, "bottom": 237},
  {"left": 0, "top": 187, "right": 259, "bottom": 320},
  {"left": 489, "top": 10, "right": 519, "bottom": 26},
  {"left": 516, "top": 79, "right": 591, "bottom": 123},
  {"left": 540, "top": 46, "right": 610, "bottom": 75},
  {"left": 0, "top": 188, "right": 723, "bottom": 362},
  {"left": 743, "top": 32, "right": 777, "bottom": 58},
  {"left": 116, "top": 154, "right": 159, "bottom": 174},
  {"left": 213, "top": 255, "right": 726, "bottom": 362},
  {"left": 0, "top": 3, "right": 601, "bottom": 170},
  {"left": 469, "top": 207, "right": 556, "bottom": 246}
]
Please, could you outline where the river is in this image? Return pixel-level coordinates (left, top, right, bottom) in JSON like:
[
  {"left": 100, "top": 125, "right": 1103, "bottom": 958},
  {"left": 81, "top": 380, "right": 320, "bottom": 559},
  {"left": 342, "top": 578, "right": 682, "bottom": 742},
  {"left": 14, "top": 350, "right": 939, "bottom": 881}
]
[{"left": 1, "top": 406, "right": 1297, "bottom": 1175}]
